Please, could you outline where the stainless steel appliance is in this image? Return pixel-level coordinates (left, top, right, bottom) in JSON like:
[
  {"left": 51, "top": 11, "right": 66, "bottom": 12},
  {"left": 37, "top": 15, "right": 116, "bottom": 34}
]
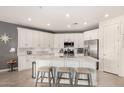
[
  {"left": 84, "top": 39, "right": 99, "bottom": 59},
  {"left": 77, "top": 48, "right": 84, "bottom": 54},
  {"left": 63, "top": 42, "right": 75, "bottom": 57},
  {"left": 64, "top": 42, "right": 74, "bottom": 48}
]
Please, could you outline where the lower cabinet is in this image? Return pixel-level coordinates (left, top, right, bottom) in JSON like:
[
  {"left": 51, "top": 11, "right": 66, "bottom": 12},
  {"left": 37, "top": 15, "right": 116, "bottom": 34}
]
[{"left": 18, "top": 56, "right": 33, "bottom": 71}]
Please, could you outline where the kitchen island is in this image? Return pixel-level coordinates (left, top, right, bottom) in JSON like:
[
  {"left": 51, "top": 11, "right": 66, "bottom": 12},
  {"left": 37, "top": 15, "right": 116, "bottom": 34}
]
[{"left": 34, "top": 56, "right": 98, "bottom": 86}]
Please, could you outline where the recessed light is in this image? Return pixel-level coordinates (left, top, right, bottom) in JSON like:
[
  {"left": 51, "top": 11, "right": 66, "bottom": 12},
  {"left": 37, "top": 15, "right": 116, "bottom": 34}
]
[
  {"left": 66, "top": 13, "right": 70, "bottom": 17},
  {"left": 67, "top": 25, "right": 71, "bottom": 28},
  {"left": 84, "top": 22, "right": 87, "bottom": 25},
  {"left": 47, "top": 23, "right": 50, "bottom": 26},
  {"left": 39, "top": 6, "right": 42, "bottom": 9},
  {"left": 104, "top": 14, "right": 109, "bottom": 18},
  {"left": 73, "top": 23, "right": 78, "bottom": 25},
  {"left": 28, "top": 18, "right": 31, "bottom": 21}
]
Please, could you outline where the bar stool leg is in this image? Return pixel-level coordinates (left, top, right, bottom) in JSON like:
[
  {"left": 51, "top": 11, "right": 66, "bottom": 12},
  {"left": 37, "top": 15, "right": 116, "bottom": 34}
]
[
  {"left": 48, "top": 71, "right": 51, "bottom": 87},
  {"left": 74, "top": 72, "right": 79, "bottom": 86},
  {"left": 51, "top": 70, "right": 55, "bottom": 86},
  {"left": 89, "top": 74, "right": 92, "bottom": 86},
  {"left": 57, "top": 72, "right": 62, "bottom": 87},
  {"left": 69, "top": 72, "right": 73, "bottom": 86},
  {"left": 35, "top": 71, "right": 40, "bottom": 87},
  {"left": 87, "top": 74, "right": 90, "bottom": 86},
  {"left": 56, "top": 72, "right": 59, "bottom": 87},
  {"left": 41, "top": 72, "right": 45, "bottom": 83}
]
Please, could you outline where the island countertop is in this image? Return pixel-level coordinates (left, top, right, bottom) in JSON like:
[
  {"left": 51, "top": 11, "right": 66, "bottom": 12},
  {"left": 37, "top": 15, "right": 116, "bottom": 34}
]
[
  {"left": 35, "top": 56, "right": 99, "bottom": 71},
  {"left": 35, "top": 55, "right": 99, "bottom": 63}
]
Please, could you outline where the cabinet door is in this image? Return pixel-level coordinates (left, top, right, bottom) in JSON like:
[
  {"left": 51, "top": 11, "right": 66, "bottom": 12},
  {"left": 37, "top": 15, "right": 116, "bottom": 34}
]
[
  {"left": 49, "top": 33, "right": 54, "bottom": 48},
  {"left": 91, "top": 29, "right": 98, "bottom": 40},
  {"left": 84, "top": 32, "right": 89, "bottom": 40},
  {"left": 39, "top": 32, "right": 44, "bottom": 48},
  {"left": 54, "top": 34, "right": 60, "bottom": 48},
  {"left": 78, "top": 34, "right": 84, "bottom": 48},
  {"left": 44, "top": 32, "right": 49, "bottom": 48},
  {"left": 74, "top": 33, "right": 79, "bottom": 48},
  {"left": 47, "top": 33, "right": 54, "bottom": 48},
  {"left": 32, "top": 31, "right": 40, "bottom": 48},
  {"left": 64, "top": 34, "right": 69, "bottom": 42},
  {"left": 18, "top": 56, "right": 26, "bottom": 71},
  {"left": 25, "top": 30, "right": 33, "bottom": 48},
  {"left": 103, "top": 23, "right": 119, "bottom": 74},
  {"left": 25, "top": 56, "right": 32, "bottom": 69},
  {"left": 59, "top": 34, "right": 64, "bottom": 48},
  {"left": 18, "top": 28, "right": 27, "bottom": 48}
]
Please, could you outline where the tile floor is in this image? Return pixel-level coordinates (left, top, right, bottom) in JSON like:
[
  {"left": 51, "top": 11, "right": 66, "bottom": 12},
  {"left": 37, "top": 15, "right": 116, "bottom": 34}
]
[{"left": 0, "top": 69, "right": 124, "bottom": 87}]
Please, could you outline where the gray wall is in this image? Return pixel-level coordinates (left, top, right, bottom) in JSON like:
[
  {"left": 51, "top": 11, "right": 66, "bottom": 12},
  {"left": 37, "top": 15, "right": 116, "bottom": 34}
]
[{"left": 0, "top": 21, "right": 18, "bottom": 69}]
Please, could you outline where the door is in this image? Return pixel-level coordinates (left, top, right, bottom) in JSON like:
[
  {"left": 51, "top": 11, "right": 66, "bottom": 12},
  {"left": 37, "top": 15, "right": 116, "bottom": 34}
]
[{"left": 103, "top": 23, "right": 119, "bottom": 74}]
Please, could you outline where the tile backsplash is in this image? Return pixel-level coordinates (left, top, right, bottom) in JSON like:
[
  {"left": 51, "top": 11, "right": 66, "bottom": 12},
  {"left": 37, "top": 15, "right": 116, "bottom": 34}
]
[{"left": 17, "top": 48, "right": 54, "bottom": 56}]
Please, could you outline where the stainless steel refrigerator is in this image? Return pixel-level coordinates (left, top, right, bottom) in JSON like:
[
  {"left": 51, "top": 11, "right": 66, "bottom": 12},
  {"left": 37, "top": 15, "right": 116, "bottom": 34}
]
[{"left": 84, "top": 39, "right": 99, "bottom": 59}]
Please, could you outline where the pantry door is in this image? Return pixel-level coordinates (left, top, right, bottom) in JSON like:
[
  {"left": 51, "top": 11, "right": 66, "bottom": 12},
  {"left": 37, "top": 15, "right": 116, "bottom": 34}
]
[{"left": 103, "top": 23, "right": 119, "bottom": 74}]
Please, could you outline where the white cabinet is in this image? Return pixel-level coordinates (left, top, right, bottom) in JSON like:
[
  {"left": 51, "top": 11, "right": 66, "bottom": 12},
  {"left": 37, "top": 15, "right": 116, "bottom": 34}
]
[
  {"left": 32, "top": 31, "right": 40, "bottom": 48},
  {"left": 58, "top": 34, "right": 64, "bottom": 48},
  {"left": 83, "top": 29, "right": 99, "bottom": 40},
  {"left": 74, "top": 33, "right": 83, "bottom": 48},
  {"left": 39, "top": 32, "right": 53, "bottom": 48},
  {"left": 54, "top": 34, "right": 60, "bottom": 48},
  {"left": 84, "top": 31, "right": 90, "bottom": 40},
  {"left": 26, "top": 30, "right": 33, "bottom": 48},
  {"left": 43, "top": 32, "right": 50, "bottom": 48},
  {"left": 18, "top": 27, "right": 54, "bottom": 49},
  {"left": 18, "top": 56, "right": 33, "bottom": 71},
  {"left": 54, "top": 33, "right": 84, "bottom": 48},
  {"left": 18, "top": 28, "right": 27, "bottom": 48},
  {"left": 18, "top": 28, "right": 34, "bottom": 48},
  {"left": 46, "top": 33, "right": 52, "bottom": 48},
  {"left": 64, "top": 34, "right": 69, "bottom": 42},
  {"left": 39, "top": 32, "right": 44, "bottom": 48},
  {"left": 54, "top": 34, "right": 64, "bottom": 48},
  {"left": 18, "top": 56, "right": 25, "bottom": 71},
  {"left": 50, "top": 34, "right": 54, "bottom": 48}
]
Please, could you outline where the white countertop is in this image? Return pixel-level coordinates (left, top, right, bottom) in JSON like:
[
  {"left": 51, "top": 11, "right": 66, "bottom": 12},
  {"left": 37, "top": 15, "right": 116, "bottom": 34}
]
[{"left": 35, "top": 56, "right": 99, "bottom": 63}]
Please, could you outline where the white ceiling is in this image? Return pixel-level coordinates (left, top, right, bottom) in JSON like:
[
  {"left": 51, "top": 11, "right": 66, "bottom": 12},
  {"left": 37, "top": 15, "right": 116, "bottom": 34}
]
[{"left": 0, "top": 6, "right": 124, "bottom": 32}]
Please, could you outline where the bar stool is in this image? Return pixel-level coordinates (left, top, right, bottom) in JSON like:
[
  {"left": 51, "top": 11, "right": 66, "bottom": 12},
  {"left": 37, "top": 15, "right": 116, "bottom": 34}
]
[
  {"left": 35, "top": 66, "right": 55, "bottom": 87},
  {"left": 56, "top": 67, "right": 73, "bottom": 87},
  {"left": 74, "top": 67, "right": 92, "bottom": 87}
]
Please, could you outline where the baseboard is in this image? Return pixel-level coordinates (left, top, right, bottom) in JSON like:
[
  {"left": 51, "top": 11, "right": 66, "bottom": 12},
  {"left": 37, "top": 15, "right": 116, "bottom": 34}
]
[
  {"left": 0, "top": 67, "right": 18, "bottom": 72},
  {"left": 0, "top": 68, "right": 9, "bottom": 72}
]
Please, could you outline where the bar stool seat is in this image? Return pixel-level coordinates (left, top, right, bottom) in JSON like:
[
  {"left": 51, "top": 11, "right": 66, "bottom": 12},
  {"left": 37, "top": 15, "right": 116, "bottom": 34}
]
[
  {"left": 35, "top": 66, "right": 55, "bottom": 87},
  {"left": 38, "top": 66, "right": 51, "bottom": 72},
  {"left": 74, "top": 67, "right": 92, "bottom": 87},
  {"left": 56, "top": 67, "right": 71, "bottom": 73},
  {"left": 75, "top": 68, "right": 90, "bottom": 74},
  {"left": 56, "top": 67, "right": 73, "bottom": 87}
]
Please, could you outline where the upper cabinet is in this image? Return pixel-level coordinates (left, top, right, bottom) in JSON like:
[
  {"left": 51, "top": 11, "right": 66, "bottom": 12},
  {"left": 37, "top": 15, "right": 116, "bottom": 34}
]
[
  {"left": 18, "top": 27, "right": 98, "bottom": 49},
  {"left": 18, "top": 28, "right": 33, "bottom": 48},
  {"left": 83, "top": 29, "right": 99, "bottom": 40},
  {"left": 47, "top": 33, "right": 54, "bottom": 48},
  {"left": 54, "top": 34, "right": 64, "bottom": 48},
  {"left": 32, "top": 31, "right": 40, "bottom": 48},
  {"left": 54, "top": 33, "right": 84, "bottom": 48},
  {"left": 17, "top": 27, "right": 54, "bottom": 48}
]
